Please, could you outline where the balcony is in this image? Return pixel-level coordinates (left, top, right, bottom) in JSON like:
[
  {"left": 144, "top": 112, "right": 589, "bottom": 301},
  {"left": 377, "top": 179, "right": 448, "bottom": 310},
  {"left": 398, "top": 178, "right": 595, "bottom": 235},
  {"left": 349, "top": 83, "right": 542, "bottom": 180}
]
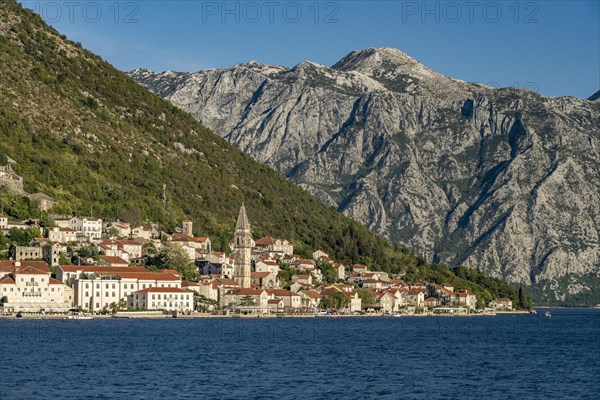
[
  {"left": 25, "top": 282, "right": 39, "bottom": 287},
  {"left": 23, "top": 292, "right": 42, "bottom": 297}
]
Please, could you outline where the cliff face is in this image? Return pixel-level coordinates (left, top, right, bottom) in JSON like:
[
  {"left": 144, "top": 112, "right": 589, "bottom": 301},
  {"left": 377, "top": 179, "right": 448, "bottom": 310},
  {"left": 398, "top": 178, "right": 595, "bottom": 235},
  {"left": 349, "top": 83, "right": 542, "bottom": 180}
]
[{"left": 130, "top": 48, "right": 600, "bottom": 300}]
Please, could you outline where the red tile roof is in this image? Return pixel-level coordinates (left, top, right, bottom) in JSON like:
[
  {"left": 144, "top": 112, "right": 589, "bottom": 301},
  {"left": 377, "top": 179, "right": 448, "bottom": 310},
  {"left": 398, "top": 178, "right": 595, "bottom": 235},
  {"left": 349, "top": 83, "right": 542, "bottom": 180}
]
[
  {"left": 118, "top": 240, "right": 143, "bottom": 246},
  {"left": 299, "top": 290, "right": 321, "bottom": 299},
  {"left": 134, "top": 287, "right": 191, "bottom": 293},
  {"left": 59, "top": 265, "right": 148, "bottom": 273},
  {"left": 212, "top": 277, "right": 239, "bottom": 286},
  {"left": 251, "top": 272, "right": 271, "bottom": 278},
  {"left": 15, "top": 266, "right": 49, "bottom": 275},
  {"left": 99, "top": 256, "right": 129, "bottom": 265},
  {"left": 255, "top": 237, "right": 276, "bottom": 245},
  {"left": 257, "top": 260, "right": 279, "bottom": 266},
  {"left": 0, "top": 275, "right": 15, "bottom": 284},
  {"left": 109, "top": 272, "right": 180, "bottom": 281},
  {"left": 267, "top": 289, "right": 300, "bottom": 297},
  {"left": 171, "top": 233, "right": 209, "bottom": 243},
  {"left": 0, "top": 261, "right": 50, "bottom": 273}
]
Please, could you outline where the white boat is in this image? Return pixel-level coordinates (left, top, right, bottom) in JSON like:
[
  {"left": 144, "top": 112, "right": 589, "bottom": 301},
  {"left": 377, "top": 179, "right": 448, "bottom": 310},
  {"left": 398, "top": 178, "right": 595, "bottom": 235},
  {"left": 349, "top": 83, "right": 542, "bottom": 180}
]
[
  {"left": 67, "top": 315, "right": 93, "bottom": 320},
  {"left": 544, "top": 311, "right": 551, "bottom": 317}
]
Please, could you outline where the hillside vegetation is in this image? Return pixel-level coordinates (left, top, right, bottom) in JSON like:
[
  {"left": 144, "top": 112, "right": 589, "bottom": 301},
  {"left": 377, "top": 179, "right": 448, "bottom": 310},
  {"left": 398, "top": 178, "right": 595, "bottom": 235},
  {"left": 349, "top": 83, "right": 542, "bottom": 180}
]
[{"left": 0, "top": 1, "right": 528, "bottom": 306}]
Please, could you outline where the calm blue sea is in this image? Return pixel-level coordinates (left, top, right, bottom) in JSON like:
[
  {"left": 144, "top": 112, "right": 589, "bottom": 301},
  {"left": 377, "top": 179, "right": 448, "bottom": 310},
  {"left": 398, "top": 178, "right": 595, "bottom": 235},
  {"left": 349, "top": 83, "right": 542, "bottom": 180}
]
[{"left": 1, "top": 308, "right": 598, "bottom": 399}]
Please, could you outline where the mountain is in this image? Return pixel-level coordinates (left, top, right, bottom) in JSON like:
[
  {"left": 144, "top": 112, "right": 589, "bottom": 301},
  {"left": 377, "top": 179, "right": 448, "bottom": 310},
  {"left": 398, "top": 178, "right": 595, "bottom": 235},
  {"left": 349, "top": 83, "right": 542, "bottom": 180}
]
[
  {"left": 130, "top": 49, "right": 600, "bottom": 305},
  {"left": 589, "top": 90, "right": 600, "bottom": 101}
]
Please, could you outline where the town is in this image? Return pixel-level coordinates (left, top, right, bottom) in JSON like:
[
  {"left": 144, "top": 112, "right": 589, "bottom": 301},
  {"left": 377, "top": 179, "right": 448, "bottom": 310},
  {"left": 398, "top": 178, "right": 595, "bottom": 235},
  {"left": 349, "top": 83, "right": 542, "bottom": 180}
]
[{"left": 0, "top": 204, "right": 515, "bottom": 317}]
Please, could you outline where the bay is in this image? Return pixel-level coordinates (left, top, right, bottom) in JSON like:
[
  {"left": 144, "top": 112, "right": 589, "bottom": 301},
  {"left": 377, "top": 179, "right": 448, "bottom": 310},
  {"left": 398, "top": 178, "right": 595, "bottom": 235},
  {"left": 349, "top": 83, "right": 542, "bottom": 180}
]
[{"left": 1, "top": 308, "right": 598, "bottom": 399}]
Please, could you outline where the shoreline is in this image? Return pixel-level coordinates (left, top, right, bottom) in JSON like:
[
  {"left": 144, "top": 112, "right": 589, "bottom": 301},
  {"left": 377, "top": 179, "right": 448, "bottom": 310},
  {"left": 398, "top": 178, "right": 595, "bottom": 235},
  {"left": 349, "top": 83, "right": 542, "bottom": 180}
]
[{"left": 0, "top": 311, "right": 535, "bottom": 320}]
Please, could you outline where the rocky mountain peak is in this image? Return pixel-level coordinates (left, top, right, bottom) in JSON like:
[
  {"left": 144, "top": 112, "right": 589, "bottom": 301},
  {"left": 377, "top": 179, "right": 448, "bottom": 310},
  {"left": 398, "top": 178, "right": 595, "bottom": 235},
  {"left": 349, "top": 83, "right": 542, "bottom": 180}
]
[{"left": 332, "top": 47, "right": 441, "bottom": 81}]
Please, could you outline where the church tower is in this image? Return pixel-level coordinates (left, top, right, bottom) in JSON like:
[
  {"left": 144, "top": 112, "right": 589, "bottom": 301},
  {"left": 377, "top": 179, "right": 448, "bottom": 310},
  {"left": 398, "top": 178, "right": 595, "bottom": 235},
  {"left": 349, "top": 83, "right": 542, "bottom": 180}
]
[{"left": 233, "top": 204, "right": 252, "bottom": 288}]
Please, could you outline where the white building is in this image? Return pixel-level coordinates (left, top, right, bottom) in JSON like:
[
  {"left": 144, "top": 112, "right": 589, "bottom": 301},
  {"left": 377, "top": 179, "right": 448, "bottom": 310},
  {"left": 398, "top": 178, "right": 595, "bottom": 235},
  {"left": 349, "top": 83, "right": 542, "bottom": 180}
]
[
  {"left": 170, "top": 233, "right": 211, "bottom": 253},
  {"left": 255, "top": 260, "right": 280, "bottom": 276},
  {"left": 69, "top": 217, "right": 102, "bottom": 240},
  {"left": 130, "top": 287, "right": 193, "bottom": 311},
  {"left": 70, "top": 270, "right": 182, "bottom": 312},
  {"left": 0, "top": 262, "right": 71, "bottom": 312},
  {"left": 46, "top": 227, "right": 77, "bottom": 243},
  {"left": 489, "top": 298, "right": 513, "bottom": 310},
  {"left": 254, "top": 237, "right": 294, "bottom": 257}
]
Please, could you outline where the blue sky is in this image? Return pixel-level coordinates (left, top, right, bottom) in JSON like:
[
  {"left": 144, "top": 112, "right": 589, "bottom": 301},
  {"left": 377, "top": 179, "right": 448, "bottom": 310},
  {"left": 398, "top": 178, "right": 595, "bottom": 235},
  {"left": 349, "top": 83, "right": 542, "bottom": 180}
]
[{"left": 20, "top": 0, "right": 600, "bottom": 99}]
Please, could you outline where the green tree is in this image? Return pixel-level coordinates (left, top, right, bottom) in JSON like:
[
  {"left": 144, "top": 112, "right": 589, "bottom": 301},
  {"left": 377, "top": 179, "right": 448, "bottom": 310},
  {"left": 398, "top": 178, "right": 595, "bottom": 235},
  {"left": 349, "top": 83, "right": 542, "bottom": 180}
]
[
  {"left": 193, "top": 292, "right": 219, "bottom": 312},
  {"left": 143, "top": 242, "right": 157, "bottom": 256},
  {"left": 151, "top": 242, "right": 197, "bottom": 280},
  {"left": 77, "top": 244, "right": 99, "bottom": 258},
  {"left": 0, "top": 295, "right": 8, "bottom": 304},
  {"left": 118, "top": 206, "right": 143, "bottom": 228},
  {"left": 318, "top": 262, "right": 338, "bottom": 284},
  {"left": 517, "top": 285, "right": 531, "bottom": 310},
  {"left": 320, "top": 292, "right": 350, "bottom": 310},
  {"left": 239, "top": 295, "right": 255, "bottom": 307},
  {"left": 356, "top": 288, "right": 375, "bottom": 309},
  {"left": 8, "top": 227, "right": 40, "bottom": 246}
]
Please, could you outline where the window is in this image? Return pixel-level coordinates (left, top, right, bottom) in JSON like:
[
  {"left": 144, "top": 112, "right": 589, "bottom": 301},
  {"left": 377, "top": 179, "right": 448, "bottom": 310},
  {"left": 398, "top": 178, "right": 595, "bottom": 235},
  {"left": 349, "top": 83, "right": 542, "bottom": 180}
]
[
  {"left": 96, "top": 303, "right": 99, "bottom": 308},
  {"left": 85, "top": 292, "right": 89, "bottom": 297},
  {"left": 112, "top": 292, "right": 115, "bottom": 297},
  {"left": 96, "top": 292, "right": 99, "bottom": 297},
  {"left": 112, "top": 284, "right": 116, "bottom": 289},
  {"left": 124, "top": 284, "right": 128, "bottom": 289}
]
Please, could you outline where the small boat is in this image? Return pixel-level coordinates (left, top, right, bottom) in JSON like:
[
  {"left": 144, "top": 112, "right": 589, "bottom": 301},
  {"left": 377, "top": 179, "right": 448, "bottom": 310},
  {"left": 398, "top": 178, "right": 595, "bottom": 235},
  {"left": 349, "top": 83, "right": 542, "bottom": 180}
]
[
  {"left": 529, "top": 310, "right": 537, "bottom": 315},
  {"left": 67, "top": 315, "right": 93, "bottom": 320},
  {"left": 544, "top": 311, "right": 551, "bottom": 317}
]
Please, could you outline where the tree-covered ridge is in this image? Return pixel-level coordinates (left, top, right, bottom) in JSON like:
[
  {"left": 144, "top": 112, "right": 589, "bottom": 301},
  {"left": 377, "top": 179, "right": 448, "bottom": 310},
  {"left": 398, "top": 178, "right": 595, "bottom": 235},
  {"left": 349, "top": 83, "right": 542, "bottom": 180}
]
[{"left": 0, "top": 1, "right": 530, "bottom": 306}]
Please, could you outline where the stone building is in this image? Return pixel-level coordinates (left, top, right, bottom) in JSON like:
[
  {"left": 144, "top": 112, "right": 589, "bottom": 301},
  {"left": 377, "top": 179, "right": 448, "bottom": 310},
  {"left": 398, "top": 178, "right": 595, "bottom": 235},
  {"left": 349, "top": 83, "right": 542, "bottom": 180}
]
[
  {"left": 0, "top": 161, "right": 23, "bottom": 193},
  {"left": 232, "top": 204, "right": 252, "bottom": 288}
]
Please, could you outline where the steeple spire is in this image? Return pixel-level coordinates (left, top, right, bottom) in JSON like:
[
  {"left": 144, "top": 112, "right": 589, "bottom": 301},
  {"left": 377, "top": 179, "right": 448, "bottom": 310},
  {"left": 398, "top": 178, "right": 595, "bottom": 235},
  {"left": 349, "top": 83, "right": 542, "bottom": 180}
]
[
  {"left": 235, "top": 203, "right": 250, "bottom": 231},
  {"left": 233, "top": 203, "right": 252, "bottom": 288}
]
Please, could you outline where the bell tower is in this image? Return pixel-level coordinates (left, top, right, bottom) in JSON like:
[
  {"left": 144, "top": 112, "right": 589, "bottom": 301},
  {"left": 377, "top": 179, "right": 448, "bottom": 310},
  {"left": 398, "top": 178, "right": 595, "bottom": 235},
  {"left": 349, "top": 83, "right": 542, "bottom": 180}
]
[{"left": 233, "top": 204, "right": 252, "bottom": 288}]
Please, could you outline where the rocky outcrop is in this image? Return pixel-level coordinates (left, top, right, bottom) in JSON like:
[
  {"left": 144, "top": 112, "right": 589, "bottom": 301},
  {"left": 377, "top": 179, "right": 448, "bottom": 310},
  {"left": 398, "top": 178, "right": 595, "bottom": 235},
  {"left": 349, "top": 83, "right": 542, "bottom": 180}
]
[{"left": 129, "top": 48, "right": 600, "bottom": 295}]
